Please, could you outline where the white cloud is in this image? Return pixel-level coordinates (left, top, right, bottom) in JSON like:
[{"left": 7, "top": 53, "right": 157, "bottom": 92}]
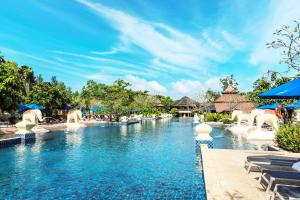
[
  {"left": 124, "top": 75, "right": 167, "bottom": 94},
  {"left": 221, "top": 31, "right": 245, "bottom": 50},
  {"left": 76, "top": 0, "right": 235, "bottom": 71},
  {"left": 171, "top": 80, "right": 202, "bottom": 98},
  {"left": 204, "top": 77, "right": 221, "bottom": 91}
]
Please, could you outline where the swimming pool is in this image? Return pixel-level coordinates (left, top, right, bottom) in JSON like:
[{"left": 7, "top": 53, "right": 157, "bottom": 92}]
[{"left": 0, "top": 119, "right": 255, "bottom": 199}]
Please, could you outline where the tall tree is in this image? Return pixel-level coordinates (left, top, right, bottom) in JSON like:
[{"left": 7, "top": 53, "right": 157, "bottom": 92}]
[
  {"left": 267, "top": 20, "right": 300, "bottom": 71},
  {"left": 155, "top": 95, "right": 174, "bottom": 111},
  {"left": 247, "top": 71, "right": 291, "bottom": 105},
  {"left": 27, "top": 78, "right": 72, "bottom": 116},
  {"left": 103, "top": 80, "right": 133, "bottom": 121},
  {"left": 19, "top": 65, "right": 35, "bottom": 96},
  {"left": 219, "top": 75, "right": 238, "bottom": 91},
  {"left": 0, "top": 60, "right": 23, "bottom": 113},
  {"left": 204, "top": 89, "right": 220, "bottom": 103}
]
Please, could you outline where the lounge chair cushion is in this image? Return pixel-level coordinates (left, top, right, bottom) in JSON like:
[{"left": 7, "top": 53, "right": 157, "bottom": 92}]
[
  {"left": 276, "top": 185, "right": 300, "bottom": 199},
  {"left": 292, "top": 161, "right": 300, "bottom": 172},
  {"left": 264, "top": 170, "right": 300, "bottom": 180}
]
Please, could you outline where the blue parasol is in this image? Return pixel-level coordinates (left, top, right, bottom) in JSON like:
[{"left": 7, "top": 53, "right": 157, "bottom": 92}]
[
  {"left": 131, "top": 109, "right": 141, "bottom": 112},
  {"left": 81, "top": 107, "right": 87, "bottom": 115},
  {"left": 91, "top": 106, "right": 109, "bottom": 112},
  {"left": 19, "top": 104, "right": 45, "bottom": 114},
  {"left": 285, "top": 100, "right": 300, "bottom": 110},
  {"left": 259, "top": 78, "right": 300, "bottom": 99},
  {"left": 63, "top": 106, "right": 72, "bottom": 111},
  {"left": 27, "top": 104, "right": 45, "bottom": 110},
  {"left": 256, "top": 103, "right": 281, "bottom": 110},
  {"left": 90, "top": 106, "right": 102, "bottom": 112}
]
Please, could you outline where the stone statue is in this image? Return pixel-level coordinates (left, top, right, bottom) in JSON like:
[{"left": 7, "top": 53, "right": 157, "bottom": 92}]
[
  {"left": 15, "top": 109, "right": 44, "bottom": 135},
  {"left": 67, "top": 110, "right": 83, "bottom": 124},
  {"left": 256, "top": 113, "right": 279, "bottom": 131},
  {"left": 22, "top": 109, "right": 43, "bottom": 126},
  {"left": 248, "top": 109, "right": 264, "bottom": 126},
  {"left": 231, "top": 110, "right": 250, "bottom": 126}
]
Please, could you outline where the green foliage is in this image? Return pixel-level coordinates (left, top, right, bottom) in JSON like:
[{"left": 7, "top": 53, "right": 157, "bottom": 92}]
[
  {"left": 140, "top": 108, "right": 161, "bottom": 116},
  {"left": 155, "top": 95, "right": 174, "bottom": 111},
  {"left": 101, "top": 80, "right": 133, "bottom": 121},
  {"left": 204, "top": 89, "right": 220, "bottom": 103},
  {"left": 131, "top": 93, "right": 155, "bottom": 111},
  {"left": 247, "top": 71, "right": 291, "bottom": 105},
  {"left": 26, "top": 76, "right": 72, "bottom": 116},
  {"left": 0, "top": 59, "right": 25, "bottom": 113},
  {"left": 276, "top": 124, "right": 300, "bottom": 153},
  {"left": 0, "top": 53, "right": 174, "bottom": 121},
  {"left": 170, "top": 108, "right": 179, "bottom": 117},
  {"left": 81, "top": 80, "right": 107, "bottom": 109},
  {"left": 204, "top": 113, "right": 231, "bottom": 122},
  {"left": 219, "top": 74, "right": 238, "bottom": 91}
]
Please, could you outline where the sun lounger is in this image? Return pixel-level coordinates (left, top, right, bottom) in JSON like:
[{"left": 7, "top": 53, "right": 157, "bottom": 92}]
[
  {"left": 253, "top": 163, "right": 297, "bottom": 174},
  {"left": 259, "top": 170, "right": 300, "bottom": 193},
  {"left": 244, "top": 156, "right": 299, "bottom": 173},
  {"left": 270, "top": 184, "right": 300, "bottom": 200}
]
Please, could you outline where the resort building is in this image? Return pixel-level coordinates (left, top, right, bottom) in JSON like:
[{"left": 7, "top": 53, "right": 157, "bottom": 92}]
[
  {"left": 172, "top": 96, "right": 199, "bottom": 117},
  {"left": 214, "top": 85, "right": 255, "bottom": 113},
  {"left": 154, "top": 99, "right": 165, "bottom": 110}
]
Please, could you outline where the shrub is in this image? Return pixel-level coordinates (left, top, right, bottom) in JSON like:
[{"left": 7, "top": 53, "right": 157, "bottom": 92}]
[
  {"left": 204, "top": 113, "right": 232, "bottom": 122},
  {"left": 220, "top": 118, "right": 234, "bottom": 124},
  {"left": 276, "top": 124, "right": 300, "bottom": 153}
]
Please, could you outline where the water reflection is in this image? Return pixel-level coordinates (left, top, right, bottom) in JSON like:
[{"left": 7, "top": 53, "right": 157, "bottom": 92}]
[
  {"left": 66, "top": 132, "right": 82, "bottom": 146},
  {"left": 120, "top": 125, "right": 127, "bottom": 137}
]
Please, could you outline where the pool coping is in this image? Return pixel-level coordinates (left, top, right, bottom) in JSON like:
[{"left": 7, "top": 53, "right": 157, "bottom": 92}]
[{"left": 200, "top": 145, "right": 300, "bottom": 200}]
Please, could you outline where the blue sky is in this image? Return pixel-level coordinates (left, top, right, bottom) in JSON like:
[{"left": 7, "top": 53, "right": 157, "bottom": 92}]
[{"left": 1, "top": 0, "right": 300, "bottom": 99}]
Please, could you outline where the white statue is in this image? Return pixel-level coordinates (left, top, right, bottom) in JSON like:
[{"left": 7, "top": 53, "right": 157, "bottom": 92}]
[
  {"left": 248, "top": 109, "right": 265, "bottom": 126},
  {"left": 256, "top": 113, "right": 279, "bottom": 131},
  {"left": 15, "top": 109, "right": 44, "bottom": 135},
  {"left": 67, "top": 110, "right": 83, "bottom": 124},
  {"left": 120, "top": 116, "right": 128, "bottom": 124},
  {"left": 193, "top": 114, "right": 200, "bottom": 124},
  {"left": 231, "top": 110, "right": 250, "bottom": 126},
  {"left": 22, "top": 109, "right": 43, "bottom": 126}
]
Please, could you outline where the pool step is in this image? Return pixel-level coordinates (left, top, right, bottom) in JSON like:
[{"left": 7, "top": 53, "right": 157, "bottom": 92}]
[
  {"left": 0, "top": 133, "right": 36, "bottom": 148},
  {"left": 0, "top": 137, "right": 22, "bottom": 147}
]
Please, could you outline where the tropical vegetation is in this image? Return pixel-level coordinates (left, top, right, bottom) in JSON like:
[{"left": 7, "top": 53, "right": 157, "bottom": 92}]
[
  {"left": 0, "top": 54, "right": 173, "bottom": 122},
  {"left": 276, "top": 124, "right": 300, "bottom": 153}
]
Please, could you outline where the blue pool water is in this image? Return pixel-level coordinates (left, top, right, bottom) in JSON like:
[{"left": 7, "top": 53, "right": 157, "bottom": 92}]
[{"left": 0, "top": 119, "right": 255, "bottom": 199}]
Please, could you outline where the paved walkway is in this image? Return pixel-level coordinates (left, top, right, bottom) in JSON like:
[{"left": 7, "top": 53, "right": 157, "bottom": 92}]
[{"left": 201, "top": 145, "right": 300, "bottom": 200}]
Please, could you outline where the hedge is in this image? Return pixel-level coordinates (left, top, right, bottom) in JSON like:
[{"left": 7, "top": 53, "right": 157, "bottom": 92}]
[{"left": 276, "top": 124, "right": 300, "bottom": 153}]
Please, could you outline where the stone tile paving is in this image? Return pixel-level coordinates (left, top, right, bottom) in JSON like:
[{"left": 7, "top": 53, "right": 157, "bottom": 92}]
[{"left": 201, "top": 145, "right": 300, "bottom": 200}]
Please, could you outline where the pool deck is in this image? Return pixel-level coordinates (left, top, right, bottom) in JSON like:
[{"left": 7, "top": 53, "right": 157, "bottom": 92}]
[{"left": 201, "top": 145, "right": 300, "bottom": 200}]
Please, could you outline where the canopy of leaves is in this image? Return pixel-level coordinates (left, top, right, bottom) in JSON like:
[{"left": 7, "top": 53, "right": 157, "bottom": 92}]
[
  {"left": 26, "top": 76, "right": 73, "bottom": 116},
  {"left": 155, "top": 95, "right": 174, "bottom": 110},
  {"left": 247, "top": 71, "right": 291, "bottom": 105},
  {"left": 204, "top": 89, "right": 220, "bottom": 103},
  {"left": 0, "top": 58, "right": 30, "bottom": 113},
  {"left": 219, "top": 74, "right": 238, "bottom": 91}
]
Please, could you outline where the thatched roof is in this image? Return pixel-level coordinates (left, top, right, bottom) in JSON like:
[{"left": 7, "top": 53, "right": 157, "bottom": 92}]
[
  {"left": 173, "top": 96, "right": 198, "bottom": 107},
  {"left": 223, "top": 85, "right": 237, "bottom": 94},
  {"left": 154, "top": 99, "right": 164, "bottom": 107},
  {"left": 214, "top": 85, "right": 255, "bottom": 113}
]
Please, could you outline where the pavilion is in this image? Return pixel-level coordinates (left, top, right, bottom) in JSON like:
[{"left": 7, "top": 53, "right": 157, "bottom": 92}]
[
  {"left": 214, "top": 85, "right": 255, "bottom": 113},
  {"left": 172, "top": 96, "right": 199, "bottom": 117},
  {"left": 154, "top": 99, "right": 165, "bottom": 110}
]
